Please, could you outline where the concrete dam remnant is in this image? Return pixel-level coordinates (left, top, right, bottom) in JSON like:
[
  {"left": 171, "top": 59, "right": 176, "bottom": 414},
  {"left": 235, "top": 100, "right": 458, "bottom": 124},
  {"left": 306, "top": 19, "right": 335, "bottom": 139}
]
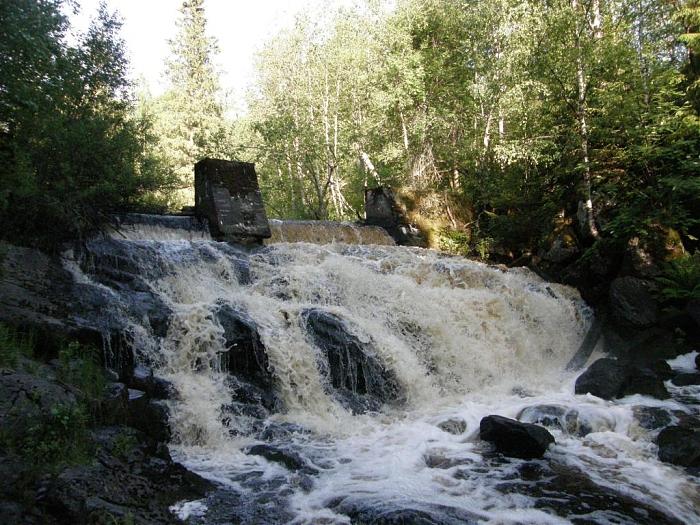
[{"left": 194, "top": 158, "right": 271, "bottom": 244}]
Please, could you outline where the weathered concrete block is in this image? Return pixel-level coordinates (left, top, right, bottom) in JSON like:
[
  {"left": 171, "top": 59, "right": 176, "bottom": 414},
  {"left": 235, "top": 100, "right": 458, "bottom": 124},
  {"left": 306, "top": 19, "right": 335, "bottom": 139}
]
[{"left": 194, "top": 159, "right": 271, "bottom": 243}]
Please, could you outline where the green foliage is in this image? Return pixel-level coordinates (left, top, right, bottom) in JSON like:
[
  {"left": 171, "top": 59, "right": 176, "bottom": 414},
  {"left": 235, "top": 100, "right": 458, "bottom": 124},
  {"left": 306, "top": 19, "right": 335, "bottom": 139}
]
[
  {"left": 112, "top": 430, "right": 138, "bottom": 460},
  {"left": 20, "top": 403, "right": 92, "bottom": 469},
  {"left": 0, "top": 324, "right": 34, "bottom": 368},
  {"left": 58, "top": 341, "right": 106, "bottom": 406},
  {"left": 437, "top": 229, "right": 471, "bottom": 257},
  {"left": 0, "top": 400, "right": 93, "bottom": 471},
  {"left": 657, "top": 251, "right": 700, "bottom": 301},
  {"left": 142, "top": 0, "right": 233, "bottom": 207},
  {"left": 242, "top": 0, "right": 698, "bottom": 261},
  {"left": 0, "top": 1, "right": 174, "bottom": 248}
]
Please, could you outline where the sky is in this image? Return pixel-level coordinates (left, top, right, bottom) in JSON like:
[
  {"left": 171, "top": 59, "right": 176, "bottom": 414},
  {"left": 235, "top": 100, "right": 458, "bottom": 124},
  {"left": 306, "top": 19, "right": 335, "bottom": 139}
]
[{"left": 68, "top": 0, "right": 356, "bottom": 115}]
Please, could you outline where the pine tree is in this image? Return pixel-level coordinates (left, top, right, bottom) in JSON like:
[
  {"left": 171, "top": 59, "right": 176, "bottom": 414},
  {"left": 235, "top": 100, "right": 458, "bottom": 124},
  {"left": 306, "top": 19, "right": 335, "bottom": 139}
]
[{"left": 155, "top": 0, "right": 229, "bottom": 204}]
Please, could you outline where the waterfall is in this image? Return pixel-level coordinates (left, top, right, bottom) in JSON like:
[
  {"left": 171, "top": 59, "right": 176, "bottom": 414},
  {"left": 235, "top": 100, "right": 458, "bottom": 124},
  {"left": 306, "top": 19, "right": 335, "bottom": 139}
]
[
  {"left": 63, "top": 222, "right": 700, "bottom": 524},
  {"left": 266, "top": 219, "right": 395, "bottom": 246}
]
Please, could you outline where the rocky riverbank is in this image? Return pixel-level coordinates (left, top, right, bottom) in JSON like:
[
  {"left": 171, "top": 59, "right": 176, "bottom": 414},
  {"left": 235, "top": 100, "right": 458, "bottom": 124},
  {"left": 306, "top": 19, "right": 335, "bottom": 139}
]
[{"left": 1, "top": 227, "right": 699, "bottom": 523}]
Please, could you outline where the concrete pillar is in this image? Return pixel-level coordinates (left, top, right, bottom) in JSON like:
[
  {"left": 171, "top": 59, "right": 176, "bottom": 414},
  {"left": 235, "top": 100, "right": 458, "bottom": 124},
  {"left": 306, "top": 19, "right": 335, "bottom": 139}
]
[{"left": 194, "top": 159, "right": 271, "bottom": 244}]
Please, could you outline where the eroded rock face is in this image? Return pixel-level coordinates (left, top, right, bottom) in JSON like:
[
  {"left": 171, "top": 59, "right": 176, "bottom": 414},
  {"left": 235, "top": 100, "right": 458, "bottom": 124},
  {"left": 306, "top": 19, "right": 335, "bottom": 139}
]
[
  {"left": 0, "top": 370, "right": 77, "bottom": 434},
  {"left": 302, "top": 309, "right": 402, "bottom": 414},
  {"left": 480, "top": 415, "right": 555, "bottom": 459},
  {"left": 609, "top": 277, "right": 658, "bottom": 328},
  {"left": 215, "top": 302, "right": 273, "bottom": 390},
  {"left": 40, "top": 426, "right": 212, "bottom": 525}
]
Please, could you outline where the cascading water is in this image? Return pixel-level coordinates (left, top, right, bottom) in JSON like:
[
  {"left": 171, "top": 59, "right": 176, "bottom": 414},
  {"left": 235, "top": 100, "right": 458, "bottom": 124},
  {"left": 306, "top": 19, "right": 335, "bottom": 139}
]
[
  {"left": 266, "top": 219, "right": 395, "bottom": 246},
  {"left": 67, "top": 219, "right": 699, "bottom": 524}
]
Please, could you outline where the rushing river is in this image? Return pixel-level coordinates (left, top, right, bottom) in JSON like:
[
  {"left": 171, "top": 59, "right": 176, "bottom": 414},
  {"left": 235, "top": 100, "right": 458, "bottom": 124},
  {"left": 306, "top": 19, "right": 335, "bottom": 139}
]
[{"left": 69, "top": 215, "right": 700, "bottom": 524}]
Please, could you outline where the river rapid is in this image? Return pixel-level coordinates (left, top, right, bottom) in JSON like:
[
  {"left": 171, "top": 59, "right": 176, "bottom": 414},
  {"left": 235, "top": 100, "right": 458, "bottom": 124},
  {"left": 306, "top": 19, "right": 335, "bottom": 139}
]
[{"left": 70, "top": 216, "right": 700, "bottom": 524}]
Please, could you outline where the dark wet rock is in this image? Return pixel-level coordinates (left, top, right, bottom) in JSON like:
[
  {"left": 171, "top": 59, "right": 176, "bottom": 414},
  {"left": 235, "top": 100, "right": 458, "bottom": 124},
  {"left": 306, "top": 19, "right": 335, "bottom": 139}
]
[
  {"left": 423, "top": 453, "right": 472, "bottom": 470},
  {"left": 609, "top": 276, "right": 658, "bottom": 328},
  {"left": 623, "top": 236, "right": 662, "bottom": 278},
  {"left": 364, "top": 186, "right": 427, "bottom": 247},
  {"left": 696, "top": 353, "right": 700, "bottom": 370},
  {"left": 259, "top": 422, "right": 310, "bottom": 442},
  {"left": 575, "top": 358, "right": 627, "bottom": 399},
  {"left": 518, "top": 405, "right": 592, "bottom": 437},
  {"left": 671, "top": 372, "right": 700, "bottom": 386},
  {"left": 686, "top": 299, "right": 700, "bottom": 334},
  {"left": 656, "top": 426, "right": 700, "bottom": 467},
  {"left": 333, "top": 499, "right": 479, "bottom": 525},
  {"left": 0, "top": 370, "right": 78, "bottom": 433},
  {"left": 129, "top": 365, "right": 176, "bottom": 400},
  {"left": 40, "top": 426, "right": 211, "bottom": 525},
  {"left": 495, "top": 461, "right": 685, "bottom": 525},
  {"left": 633, "top": 406, "right": 673, "bottom": 431},
  {"left": 575, "top": 358, "right": 670, "bottom": 400},
  {"left": 246, "top": 444, "right": 317, "bottom": 474},
  {"left": 102, "top": 382, "right": 128, "bottom": 423},
  {"left": 480, "top": 415, "right": 555, "bottom": 459},
  {"left": 221, "top": 377, "right": 282, "bottom": 435},
  {"left": 215, "top": 302, "right": 274, "bottom": 390},
  {"left": 127, "top": 391, "right": 170, "bottom": 442},
  {"left": 302, "top": 308, "right": 402, "bottom": 414},
  {"left": 647, "top": 359, "right": 675, "bottom": 380},
  {"left": 127, "top": 291, "right": 172, "bottom": 338},
  {"left": 620, "top": 367, "right": 670, "bottom": 399},
  {"left": 437, "top": 418, "right": 467, "bottom": 435}
]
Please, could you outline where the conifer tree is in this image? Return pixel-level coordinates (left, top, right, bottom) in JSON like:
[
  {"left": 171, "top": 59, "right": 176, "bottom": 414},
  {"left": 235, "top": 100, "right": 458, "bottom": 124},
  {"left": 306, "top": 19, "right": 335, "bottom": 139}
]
[{"left": 155, "top": 0, "right": 229, "bottom": 204}]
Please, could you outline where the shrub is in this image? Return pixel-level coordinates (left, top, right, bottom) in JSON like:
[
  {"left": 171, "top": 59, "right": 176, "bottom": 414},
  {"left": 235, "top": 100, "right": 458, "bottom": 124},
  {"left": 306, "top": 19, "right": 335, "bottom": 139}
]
[{"left": 657, "top": 251, "right": 700, "bottom": 302}]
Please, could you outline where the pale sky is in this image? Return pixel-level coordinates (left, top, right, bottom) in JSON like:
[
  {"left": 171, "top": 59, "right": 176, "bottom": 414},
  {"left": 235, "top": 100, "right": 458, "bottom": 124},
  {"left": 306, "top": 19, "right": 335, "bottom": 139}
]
[{"left": 69, "top": 0, "right": 356, "bottom": 115}]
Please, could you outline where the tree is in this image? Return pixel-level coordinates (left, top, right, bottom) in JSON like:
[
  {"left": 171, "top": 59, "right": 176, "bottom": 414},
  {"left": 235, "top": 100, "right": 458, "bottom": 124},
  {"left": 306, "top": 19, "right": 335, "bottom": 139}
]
[
  {"left": 0, "top": 0, "right": 171, "bottom": 247},
  {"left": 152, "top": 0, "right": 230, "bottom": 205}
]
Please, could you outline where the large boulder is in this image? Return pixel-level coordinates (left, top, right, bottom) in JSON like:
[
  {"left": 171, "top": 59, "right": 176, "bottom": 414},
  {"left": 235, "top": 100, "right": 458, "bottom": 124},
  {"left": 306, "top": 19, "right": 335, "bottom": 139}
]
[
  {"left": 302, "top": 309, "right": 402, "bottom": 414},
  {"left": 363, "top": 187, "right": 426, "bottom": 246},
  {"left": 574, "top": 358, "right": 627, "bottom": 400},
  {"left": 480, "top": 415, "right": 555, "bottom": 459},
  {"left": 575, "top": 358, "right": 669, "bottom": 400},
  {"left": 609, "top": 277, "right": 659, "bottom": 328},
  {"left": 620, "top": 367, "right": 670, "bottom": 399},
  {"left": 656, "top": 426, "right": 700, "bottom": 467}
]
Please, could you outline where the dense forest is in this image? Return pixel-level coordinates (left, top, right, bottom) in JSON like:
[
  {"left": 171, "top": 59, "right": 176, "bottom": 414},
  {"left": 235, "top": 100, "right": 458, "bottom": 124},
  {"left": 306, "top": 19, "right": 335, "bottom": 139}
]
[{"left": 2, "top": 0, "right": 699, "bottom": 266}]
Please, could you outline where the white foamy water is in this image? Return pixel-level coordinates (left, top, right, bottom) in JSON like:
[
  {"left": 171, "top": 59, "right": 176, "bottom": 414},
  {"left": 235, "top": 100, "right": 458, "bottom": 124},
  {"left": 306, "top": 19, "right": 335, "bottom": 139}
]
[
  {"left": 65, "top": 225, "right": 700, "bottom": 524},
  {"left": 266, "top": 219, "right": 395, "bottom": 246}
]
